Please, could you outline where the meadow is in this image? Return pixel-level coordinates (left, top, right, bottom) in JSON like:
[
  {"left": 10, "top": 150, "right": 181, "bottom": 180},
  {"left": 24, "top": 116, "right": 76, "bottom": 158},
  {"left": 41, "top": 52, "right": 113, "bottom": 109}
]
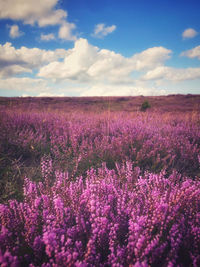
[{"left": 0, "top": 95, "right": 200, "bottom": 266}]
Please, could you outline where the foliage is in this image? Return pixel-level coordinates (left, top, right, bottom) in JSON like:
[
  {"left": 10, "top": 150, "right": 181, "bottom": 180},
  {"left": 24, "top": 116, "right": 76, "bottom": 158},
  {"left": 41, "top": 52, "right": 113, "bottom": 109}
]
[
  {"left": 0, "top": 102, "right": 200, "bottom": 265},
  {"left": 140, "top": 100, "right": 151, "bottom": 111},
  {"left": 0, "top": 163, "right": 200, "bottom": 266}
]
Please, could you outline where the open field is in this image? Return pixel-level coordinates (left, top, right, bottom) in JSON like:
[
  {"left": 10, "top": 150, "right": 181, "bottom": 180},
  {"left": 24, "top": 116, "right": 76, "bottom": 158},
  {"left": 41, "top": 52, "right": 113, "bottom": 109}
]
[
  {"left": 1, "top": 94, "right": 200, "bottom": 113},
  {"left": 0, "top": 95, "right": 200, "bottom": 266}
]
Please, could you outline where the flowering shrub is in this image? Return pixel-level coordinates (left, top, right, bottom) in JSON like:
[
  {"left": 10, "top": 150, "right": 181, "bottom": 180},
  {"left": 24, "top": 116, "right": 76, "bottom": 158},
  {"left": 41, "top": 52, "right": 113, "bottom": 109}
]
[
  {"left": 0, "top": 162, "right": 200, "bottom": 266},
  {"left": 1, "top": 111, "right": 199, "bottom": 180},
  {"left": 0, "top": 104, "right": 200, "bottom": 265}
]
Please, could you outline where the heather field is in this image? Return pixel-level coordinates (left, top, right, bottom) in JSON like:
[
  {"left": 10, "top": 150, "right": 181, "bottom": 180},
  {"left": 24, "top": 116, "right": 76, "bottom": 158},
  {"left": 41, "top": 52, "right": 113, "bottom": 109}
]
[{"left": 0, "top": 95, "right": 200, "bottom": 266}]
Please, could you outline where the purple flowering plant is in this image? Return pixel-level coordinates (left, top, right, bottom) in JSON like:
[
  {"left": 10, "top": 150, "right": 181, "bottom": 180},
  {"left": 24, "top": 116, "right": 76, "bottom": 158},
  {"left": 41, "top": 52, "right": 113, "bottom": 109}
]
[{"left": 0, "top": 98, "right": 200, "bottom": 266}]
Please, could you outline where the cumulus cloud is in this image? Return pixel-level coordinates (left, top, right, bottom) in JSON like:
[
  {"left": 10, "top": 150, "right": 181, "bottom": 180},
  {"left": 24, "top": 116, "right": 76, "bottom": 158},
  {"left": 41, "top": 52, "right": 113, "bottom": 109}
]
[
  {"left": 38, "top": 38, "right": 172, "bottom": 83},
  {"left": 181, "top": 45, "right": 200, "bottom": 60},
  {"left": 37, "top": 9, "right": 67, "bottom": 27},
  {"left": 92, "top": 23, "right": 116, "bottom": 38},
  {"left": 0, "top": 42, "right": 68, "bottom": 77},
  {"left": 0, "top": 0, "right": 66, "bottom": 26},
  {"left": 132, "top": 47, "right": 172, "bottom": 71},
  {"left": 1, "top": 38, "right": 199, "bottom": 96},
  {"left": 182, "top": 28, "right": 198, "bottom": 39},
  {"left": 40, "top": 33, "right": 55, "bottom": 41},
  {"left": 58, "top": 22, "right": 77, "bottom": 41},
  {"left": 9, "top": 24, "right": 24, "bottom": 38},
  {"left": 0, "top": 0, "right": 77, "bottom": 41},
  {"left": 38, "top": 38, "right": 99, "bottom": 81},
  {"left": 142, "top": 66, "right": 200, "bottom": 81}
]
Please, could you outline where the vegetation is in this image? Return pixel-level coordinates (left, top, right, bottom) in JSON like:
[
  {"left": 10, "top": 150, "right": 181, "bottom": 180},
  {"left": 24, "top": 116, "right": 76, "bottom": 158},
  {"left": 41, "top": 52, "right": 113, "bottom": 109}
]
[
  {"left": 0, "top": 96, "right": 200, "bottom": 266},
  {"left": 140, "top": 100, "right": 151, "bottom": 111}
]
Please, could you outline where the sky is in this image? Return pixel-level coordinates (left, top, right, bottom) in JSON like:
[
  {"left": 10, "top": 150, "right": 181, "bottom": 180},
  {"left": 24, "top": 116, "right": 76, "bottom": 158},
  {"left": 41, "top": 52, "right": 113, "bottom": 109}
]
[{"left": 0, "top": 0, "right": 200, "bottom": 97}]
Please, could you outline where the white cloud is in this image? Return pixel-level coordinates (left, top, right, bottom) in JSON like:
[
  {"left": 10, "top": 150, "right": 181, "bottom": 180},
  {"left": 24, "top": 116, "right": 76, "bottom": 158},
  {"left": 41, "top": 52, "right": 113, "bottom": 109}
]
[
  {"left": 142, "top": 66, "right": 200, "bottom": 81},
  {"left": 0, "top": 77, "right": 49, "bottom": 92},
  {"left": 58, "top": 22, "right": 77, "bottom": 41},
  {"left": 181, "top": 45, "right": 200, "bottom": 60},
  {"left": 38, "top": 38, "right": 172, "bottom": 84},
  {"left": 142, "top": 66, "right": 169, "bottom": 81},
  {"left": 87, "top": 49, "right": 132, "bottom": 83},
  {"left": 0, "top": 65, "right": 32, "bottom": 78},
  {"left": 182, "top": 28, "right": 198, "bottom": 39},
  {"left": 40, "top": 33, "right": 55, "bottom": 41},
  {"left": 132, "top": 47, "right": 172, "bottom": 71},
  {"left": 9, "top": 24, "right": 24, "bottom": 38},
  {"left": 37, "top": 92, "right": 64, "bottom": 97},
  {"left": 0, "top": 42, "right": 68, "bottom": 77},
  {"left": 38, "top": 38, "right": 98, "bottom": 80},
  {"left": 0, "top": 0, "right": 77, "bottom": 41},
  {"left": 37, "top": 9, "right": 67, "bottom": 27},
  {"left": 93, "top": 23, "right": 116, "bottom": 38},
  {"left": 80, "top": 84, "right": 166, "bottom": 96},
  {"left": 1, "top": 38, "right": 199, "bottom": 96},
  {"left": 0, "top": 0, "right": 66, "bottom": 26}
]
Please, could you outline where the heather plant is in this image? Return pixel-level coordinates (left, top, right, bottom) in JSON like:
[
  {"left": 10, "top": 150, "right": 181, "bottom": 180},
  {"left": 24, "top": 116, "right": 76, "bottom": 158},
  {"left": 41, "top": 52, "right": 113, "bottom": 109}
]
[
  {"left": 0, "top": 108, "right": 200, "bottom": 201},
  {"left": 0, "top": 162, "right": 200, "bottom": 266},
  {"left": 0, "top": 101, "right": 200, "bottom": 266}
]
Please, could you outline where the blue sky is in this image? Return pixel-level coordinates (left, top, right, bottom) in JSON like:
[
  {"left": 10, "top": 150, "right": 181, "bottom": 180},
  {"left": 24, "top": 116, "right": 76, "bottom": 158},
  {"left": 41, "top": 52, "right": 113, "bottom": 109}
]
[{"left": 0, "top": 0, "right": 200, "bottom": 96}]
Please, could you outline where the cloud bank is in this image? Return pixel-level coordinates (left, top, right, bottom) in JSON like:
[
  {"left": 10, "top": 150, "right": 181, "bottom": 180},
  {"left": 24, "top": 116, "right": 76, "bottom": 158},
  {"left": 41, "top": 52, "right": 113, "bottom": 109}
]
[
  {"left": 0, "top": 42, "right": 68, "bottom": 77},
  {"left": 38, "top": 38, "right": 172, "bottom": 84},
  {"left": 0, "top": 38, "right": 200, "bottom": 96}
]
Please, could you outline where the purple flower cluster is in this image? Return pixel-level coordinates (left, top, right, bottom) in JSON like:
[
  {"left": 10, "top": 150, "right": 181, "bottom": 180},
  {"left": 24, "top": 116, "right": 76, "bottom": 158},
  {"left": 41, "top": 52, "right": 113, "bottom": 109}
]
[
  {"left": 1, "top": 110, "right": 199, "bottom": 178},
  {"left": 0, "top": 106, "right": 200, "bottom": 265},
  {"left": 0, "top": 163, "right": 200, "bottom": 266}
]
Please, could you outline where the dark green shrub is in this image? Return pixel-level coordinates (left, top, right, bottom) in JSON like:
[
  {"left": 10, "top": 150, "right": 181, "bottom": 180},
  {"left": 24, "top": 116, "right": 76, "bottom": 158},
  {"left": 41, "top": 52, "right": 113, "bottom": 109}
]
[{"left": 140, "top": 100, "right": 151, "bottom": 111}]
